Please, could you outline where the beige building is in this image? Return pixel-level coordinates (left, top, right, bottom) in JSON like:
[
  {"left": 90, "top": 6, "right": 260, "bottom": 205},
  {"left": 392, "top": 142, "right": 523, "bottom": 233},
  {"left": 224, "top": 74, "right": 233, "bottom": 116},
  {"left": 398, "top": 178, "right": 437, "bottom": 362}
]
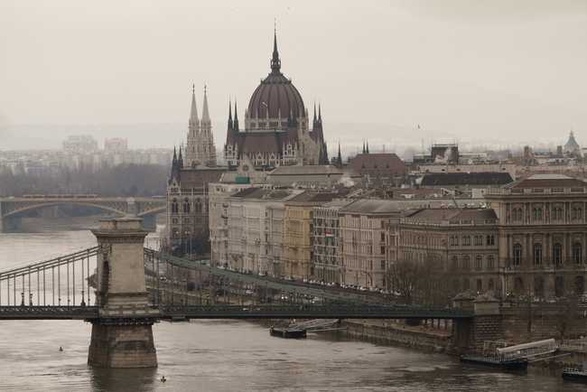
[
  {"left": 485, "top": 174, "right": 587, "bottom": 299},
  {"left": 226, "top": 188, "right": 301, "bottom": 275},
  {"left": 396, "top": 208, "right": 500, "bottom": 299},
  {"left": 339, "top": 199, "right": 399, "bottom": 288}
]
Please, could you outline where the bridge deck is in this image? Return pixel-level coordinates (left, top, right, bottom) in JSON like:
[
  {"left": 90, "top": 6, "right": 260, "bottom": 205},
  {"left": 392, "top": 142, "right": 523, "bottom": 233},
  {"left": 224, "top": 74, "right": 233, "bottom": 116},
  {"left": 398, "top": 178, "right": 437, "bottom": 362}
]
[{"left": 0, "top": 304, "right": 473, "bottom": 320}]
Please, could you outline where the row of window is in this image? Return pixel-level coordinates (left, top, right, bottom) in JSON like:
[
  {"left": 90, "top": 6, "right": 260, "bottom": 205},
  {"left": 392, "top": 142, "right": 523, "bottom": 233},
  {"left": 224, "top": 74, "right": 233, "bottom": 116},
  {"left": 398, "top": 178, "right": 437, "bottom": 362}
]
[
  {"left": 451, "top": 254, "right": 496, "bottom": 271},
  {"left": 170, "top": 198, "right": 203, "bottom": 214},
  {"left": 512, "top": 242, "right": 583, "bottom": 265},
  {"left": 510, "top": 206, "right": 583, "bottom": 222},
  {"left": 449, "top": 235, "right": 495, "bottom": 247}
]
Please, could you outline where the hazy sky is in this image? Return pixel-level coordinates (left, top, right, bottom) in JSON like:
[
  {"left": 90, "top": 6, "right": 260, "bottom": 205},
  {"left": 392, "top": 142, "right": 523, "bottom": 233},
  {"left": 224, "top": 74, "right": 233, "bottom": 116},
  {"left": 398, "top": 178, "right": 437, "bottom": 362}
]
[{"left": 1, "top": 0, "right": 587, "bottom": 151}]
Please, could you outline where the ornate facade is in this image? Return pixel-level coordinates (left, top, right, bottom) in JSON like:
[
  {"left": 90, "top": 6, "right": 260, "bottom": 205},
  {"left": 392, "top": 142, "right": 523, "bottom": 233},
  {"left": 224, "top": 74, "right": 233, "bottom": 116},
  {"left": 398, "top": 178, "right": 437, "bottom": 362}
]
[
  {"left": 224, "top": 32, "right": 328, "bottom": 168},
  {"left": 486, "top": 174, "right": 587, "bottom": 299}
]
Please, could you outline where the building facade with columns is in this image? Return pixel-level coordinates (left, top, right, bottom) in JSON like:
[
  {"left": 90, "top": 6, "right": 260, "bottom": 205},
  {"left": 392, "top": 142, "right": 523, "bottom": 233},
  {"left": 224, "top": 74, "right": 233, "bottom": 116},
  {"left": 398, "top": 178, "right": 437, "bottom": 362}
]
[{"left": 485, "top": 174, "right": 587, "bottom": 299}]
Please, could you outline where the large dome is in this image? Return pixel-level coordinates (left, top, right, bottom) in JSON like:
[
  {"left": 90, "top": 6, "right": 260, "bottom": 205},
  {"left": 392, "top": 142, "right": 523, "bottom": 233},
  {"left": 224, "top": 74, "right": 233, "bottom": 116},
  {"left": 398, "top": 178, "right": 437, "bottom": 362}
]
[{"left": 247, "top": 33, "right": 305, "bottom": 120}]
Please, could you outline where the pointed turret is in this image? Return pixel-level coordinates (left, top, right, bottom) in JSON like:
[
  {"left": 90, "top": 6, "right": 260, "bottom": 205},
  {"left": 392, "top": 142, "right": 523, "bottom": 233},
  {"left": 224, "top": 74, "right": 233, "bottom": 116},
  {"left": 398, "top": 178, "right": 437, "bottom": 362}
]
[
  {"left": 270, "top": 26, "right": 281, "bottom": 74},
  {"left": 178, "top": 145, "right": 184, "bottom": 168},
  {"left": 318, "top": 104, "right": 322, "bottom": 123},
  {"left": 189, "top": 84, "right": 199, "bottom": 130},
  {"left": 169, "top": 146, "right": 180, "bottom": 185},
  {"left": 201, "top": 85, "right": 211, "bottom": 126},
  {"left": 233, "top": 101, "right": 239, "bottom": 131},
  {"left": 228, "top": 98, "right": 233, "bottom": 131},
  {"left": 337, "top": 142, "right": 343, "bottom": 168},
  {"left": 362, "top": 141, "right": 366, "bottom": 154},
  {"left": 313, "top": 102, "right": 317, "bottom": 124},
  {"left": 366, "top": 140, "right": 370, "bottom": 154}
]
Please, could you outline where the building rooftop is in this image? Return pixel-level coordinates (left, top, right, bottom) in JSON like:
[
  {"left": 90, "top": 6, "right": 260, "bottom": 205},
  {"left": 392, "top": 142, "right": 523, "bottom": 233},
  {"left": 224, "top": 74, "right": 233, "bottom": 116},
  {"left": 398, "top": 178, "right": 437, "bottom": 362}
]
[
  {"left": 340, "top": 199, "right": 402, "bottom": 215},
  {"left": 403, "top": 208, "right": 497, "bottom": 225},
  {"left": 420, "top": 172, "right": 513, "bottom": 187}
]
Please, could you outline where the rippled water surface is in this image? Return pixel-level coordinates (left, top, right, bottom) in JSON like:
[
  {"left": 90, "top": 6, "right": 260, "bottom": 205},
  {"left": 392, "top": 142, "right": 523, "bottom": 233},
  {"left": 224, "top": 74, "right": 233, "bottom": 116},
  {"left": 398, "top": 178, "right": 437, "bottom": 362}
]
[{"left": 0, "top": 228, "right": 583, "bottom": 391}]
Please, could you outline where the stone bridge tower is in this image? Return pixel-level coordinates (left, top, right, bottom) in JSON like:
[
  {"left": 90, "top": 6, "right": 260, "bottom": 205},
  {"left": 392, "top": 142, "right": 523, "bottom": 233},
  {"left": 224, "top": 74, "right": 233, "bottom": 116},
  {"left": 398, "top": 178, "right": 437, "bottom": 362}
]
[{"left": 88, "top": 216, "right": 159, "bottom": 368}]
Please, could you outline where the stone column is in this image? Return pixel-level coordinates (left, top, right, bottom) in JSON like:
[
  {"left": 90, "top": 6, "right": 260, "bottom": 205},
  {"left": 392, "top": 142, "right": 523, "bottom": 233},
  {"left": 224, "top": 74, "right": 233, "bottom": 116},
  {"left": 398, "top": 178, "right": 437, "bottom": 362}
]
[{"left": 88, "top": 216, "right": 158, "bottom": 368}]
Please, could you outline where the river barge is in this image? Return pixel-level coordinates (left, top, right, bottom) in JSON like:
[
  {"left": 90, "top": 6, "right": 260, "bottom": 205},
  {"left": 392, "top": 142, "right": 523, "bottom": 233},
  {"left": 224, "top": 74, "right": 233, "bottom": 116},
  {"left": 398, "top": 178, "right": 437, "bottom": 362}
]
[
  {"left": 460, "top": 355, "right": 528, "bottom": 371},
  {"left": 270, "top": 326, "right": 307, "bottom": 339},
  {"left": 562, "top": 368, "right": 587, "bottom": 383}
]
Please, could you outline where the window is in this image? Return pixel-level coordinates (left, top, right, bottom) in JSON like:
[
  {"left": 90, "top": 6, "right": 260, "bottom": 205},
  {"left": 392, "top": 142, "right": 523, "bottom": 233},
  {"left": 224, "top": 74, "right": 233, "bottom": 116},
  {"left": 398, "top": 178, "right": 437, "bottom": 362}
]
[
  {"left": 171, "top": 198, "right": 179, "bottom": 214},
  {"left": 183, "top": 198, "right": 191, "bottom": 213},
  {"left": 474, "top": 235, "right": 483, "bottom": 246},
  {"left": 514, "top": 277, "right": 524, "bottom": 294},
  {"left": 451, "top": 256, "right": 458, "bottom": 270},
  {"left": 476, "top": 279, "right": 483, "bottom": 292},
  {"left": 512, "top": 208, "right": 523, "bottom": 222},
  {"left": 486, "top": 235, "right": 495, "bottom": 246},
  {"left": 380, "top": 246, "right": 385, "bottom": 255},
  {"left": 462, "top": 255, "right": 470, "bottom": 270},
  {"left": 572, "top": 207, "right": 583, "bottom": 221},
  {"left": 485, "top": 255, "right": 494, "bottom": 270},
  {"left": 573, "top": 242, "right": 582, "bottom": 264},
  {"left": 533, "top": 207, "right": 543, "bottom": 221},
  {"left": 553, "top": 206, "right": 563, "bottom": 221},
  {"left": 463, "top": 236, "right": 471, "bottom": 246},
  {"left": 475, "top": 255, "right": 482, "bottom": 271},
  {"left": 513, "top": 244, "right": 522, "bottom": 266},
  {"left": 533, "top": 243, "right": 543, "bottom": 265},
  {"left": 552, "top": 243, "right": 562, "bottom": 265},
  {"left": 488, "top": 278, "right": 495, "bottom": 291},
  {"left": 380, "top": 260, "right": 385, "bottom": 270}
]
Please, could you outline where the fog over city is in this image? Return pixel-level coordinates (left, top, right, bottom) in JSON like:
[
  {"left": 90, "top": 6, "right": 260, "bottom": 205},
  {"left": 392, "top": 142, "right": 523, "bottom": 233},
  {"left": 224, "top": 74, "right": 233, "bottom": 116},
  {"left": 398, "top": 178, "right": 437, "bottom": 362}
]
[{"left": 1, "top": 0, "right": 586, "bottom": 153}]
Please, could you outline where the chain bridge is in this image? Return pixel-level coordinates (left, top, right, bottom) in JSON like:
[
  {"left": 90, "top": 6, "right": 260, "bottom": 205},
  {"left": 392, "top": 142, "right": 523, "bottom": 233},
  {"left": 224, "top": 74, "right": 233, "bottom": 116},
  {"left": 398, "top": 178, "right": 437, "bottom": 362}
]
[
  {"left": 0, "top": 195, "right": 166, "bottom": 232},
  {"left": 0, "top": 217, "right": 473, "bottom": 368}
]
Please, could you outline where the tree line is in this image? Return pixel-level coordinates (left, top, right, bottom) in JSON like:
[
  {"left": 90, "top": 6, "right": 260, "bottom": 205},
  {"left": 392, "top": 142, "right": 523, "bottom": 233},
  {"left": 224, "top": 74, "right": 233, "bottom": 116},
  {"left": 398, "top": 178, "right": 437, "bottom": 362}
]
[{"left": 0, "top": 164, "right": 169, "bottom": 197}]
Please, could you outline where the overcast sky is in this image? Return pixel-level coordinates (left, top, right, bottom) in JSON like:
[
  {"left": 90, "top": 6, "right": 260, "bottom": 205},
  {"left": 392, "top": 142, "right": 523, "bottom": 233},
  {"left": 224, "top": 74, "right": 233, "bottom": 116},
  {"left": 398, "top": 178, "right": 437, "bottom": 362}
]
[{"left": 1, "top": 0, "right": 586, "bottom": 151}]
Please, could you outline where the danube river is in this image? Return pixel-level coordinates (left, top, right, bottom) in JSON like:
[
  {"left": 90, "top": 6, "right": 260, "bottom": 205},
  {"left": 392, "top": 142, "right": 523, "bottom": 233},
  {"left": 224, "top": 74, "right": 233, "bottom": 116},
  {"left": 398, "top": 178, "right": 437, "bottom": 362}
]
[{"left": 0, "top": 227, "right": 582, "bottom": 391}]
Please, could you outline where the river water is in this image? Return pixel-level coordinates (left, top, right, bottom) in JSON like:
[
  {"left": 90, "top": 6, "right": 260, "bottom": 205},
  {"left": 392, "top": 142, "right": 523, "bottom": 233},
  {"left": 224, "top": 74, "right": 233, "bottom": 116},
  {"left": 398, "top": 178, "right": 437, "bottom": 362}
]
[{"left": 0, "top": 227, "right": 582, "bottom": 391}]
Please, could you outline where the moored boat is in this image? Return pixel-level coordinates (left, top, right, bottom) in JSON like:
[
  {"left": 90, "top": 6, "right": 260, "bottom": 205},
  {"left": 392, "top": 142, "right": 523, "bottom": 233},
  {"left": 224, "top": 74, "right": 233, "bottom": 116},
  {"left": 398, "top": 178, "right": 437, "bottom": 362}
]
[
  {"left": 460, "top": 355, "right": 528, "bottom": 371},
  {"left": 562, "top": 368, "right": 587, "bottom": 383},
  {"left": 269, "top": 326, "right": 307, "bottom": 339}
]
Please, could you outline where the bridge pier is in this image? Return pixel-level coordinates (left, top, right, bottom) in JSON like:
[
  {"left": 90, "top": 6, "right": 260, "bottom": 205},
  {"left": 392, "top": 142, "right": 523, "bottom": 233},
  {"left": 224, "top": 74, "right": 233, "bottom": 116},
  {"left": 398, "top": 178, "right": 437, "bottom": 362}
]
[{"left": 88, "top": 217, "right": 158, "bottom": 368}]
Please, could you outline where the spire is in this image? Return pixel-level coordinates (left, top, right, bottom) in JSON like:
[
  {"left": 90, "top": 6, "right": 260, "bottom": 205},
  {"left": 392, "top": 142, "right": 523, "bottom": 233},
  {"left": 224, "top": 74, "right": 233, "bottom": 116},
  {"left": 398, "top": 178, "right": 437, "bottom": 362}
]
[
  {"left": 172, "top": 146, "right": 177, "bottom": 162},
  {"left": 270, "top": 24, "right": 281, "bottom": 74},
  {"left": 366, "top": 140, "right": 370, "bottom": 154},
  {"left": 228, "top": 98, "right": 233, "bottom": 131},
  {"left": 178, "top": 145, "right": 184, "bottom": 168},
  {"left": 233, "top": 100, "right": 239, "bottom": 131},
  {"left": 189, "top": 84, "right": 199, "bottom": 126},
  {"left": 201, "top": 85, "right": 210, "bottom": 123},
  {"left": 318, "top": 104, "right": 322, "bottom": 122},
  {"left": 337, "top": 142, "right": 342, "bottom": 168},
  {"left": 313, "top": 102, "right": 317, "bottom": 124},
  {"left": 362, "top": 140, "right": 366, "bottom": 154}
]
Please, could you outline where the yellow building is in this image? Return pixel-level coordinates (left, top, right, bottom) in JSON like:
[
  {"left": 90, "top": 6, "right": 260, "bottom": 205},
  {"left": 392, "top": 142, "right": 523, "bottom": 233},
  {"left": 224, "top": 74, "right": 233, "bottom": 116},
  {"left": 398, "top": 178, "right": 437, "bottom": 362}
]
[{"left": 283, "top": 192, "right": 337, "bottom": 279}]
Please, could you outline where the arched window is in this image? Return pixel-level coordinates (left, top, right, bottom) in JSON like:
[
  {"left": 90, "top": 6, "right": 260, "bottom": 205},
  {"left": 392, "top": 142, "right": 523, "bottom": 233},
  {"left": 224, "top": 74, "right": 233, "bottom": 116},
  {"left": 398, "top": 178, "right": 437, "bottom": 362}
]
[
  {"left": 195, "top": 199, "right": 202, "bottom": 213},
  {"left": 171, "top": 198, "right": 179, "bottom": 214},
  {"left": 533, "top": 243, "right": 543, "bottom": 265},
  {"left": 183, "top": 198, "right": 191, "bottom": 213},
  {"left": 573, "top": 242, "right": 582, "bottom": 264},
  {"left": 463, "top": 278, "right": 470, "bottom": 291},
  {"left": 488, "top": 278, "right": 495, "bottom": 291},
  {"left": 462, "top": 255, "right": 471, "bottom": 270},
  {"left": 572, "top": 206, "right": 583, "bottom": 221},
  {"left": 513, "top": 243, "right": 522, "bottom": 266},
  {"left": 463, "top": 236, "right": 471, "bottom": 246},
  {"left": 451, "top": 256, "right": 458, "bottom": 270},
  {"left": 553, "top": 243, "right": 562, "bottom": 265}
]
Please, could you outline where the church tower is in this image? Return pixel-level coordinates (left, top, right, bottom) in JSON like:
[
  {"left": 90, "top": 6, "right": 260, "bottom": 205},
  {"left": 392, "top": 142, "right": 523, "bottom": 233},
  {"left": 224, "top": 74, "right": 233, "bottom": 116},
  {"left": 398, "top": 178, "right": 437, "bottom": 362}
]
[{"left": 186, "top": 85, "right": 217, "bottom": 167}]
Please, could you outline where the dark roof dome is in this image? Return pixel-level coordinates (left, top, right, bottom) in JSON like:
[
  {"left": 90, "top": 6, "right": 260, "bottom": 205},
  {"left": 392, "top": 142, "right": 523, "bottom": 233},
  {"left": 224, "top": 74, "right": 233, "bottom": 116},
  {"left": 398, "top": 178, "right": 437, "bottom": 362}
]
[{"left": 247, "top": 32, "right": 306, "bottom": 120}]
